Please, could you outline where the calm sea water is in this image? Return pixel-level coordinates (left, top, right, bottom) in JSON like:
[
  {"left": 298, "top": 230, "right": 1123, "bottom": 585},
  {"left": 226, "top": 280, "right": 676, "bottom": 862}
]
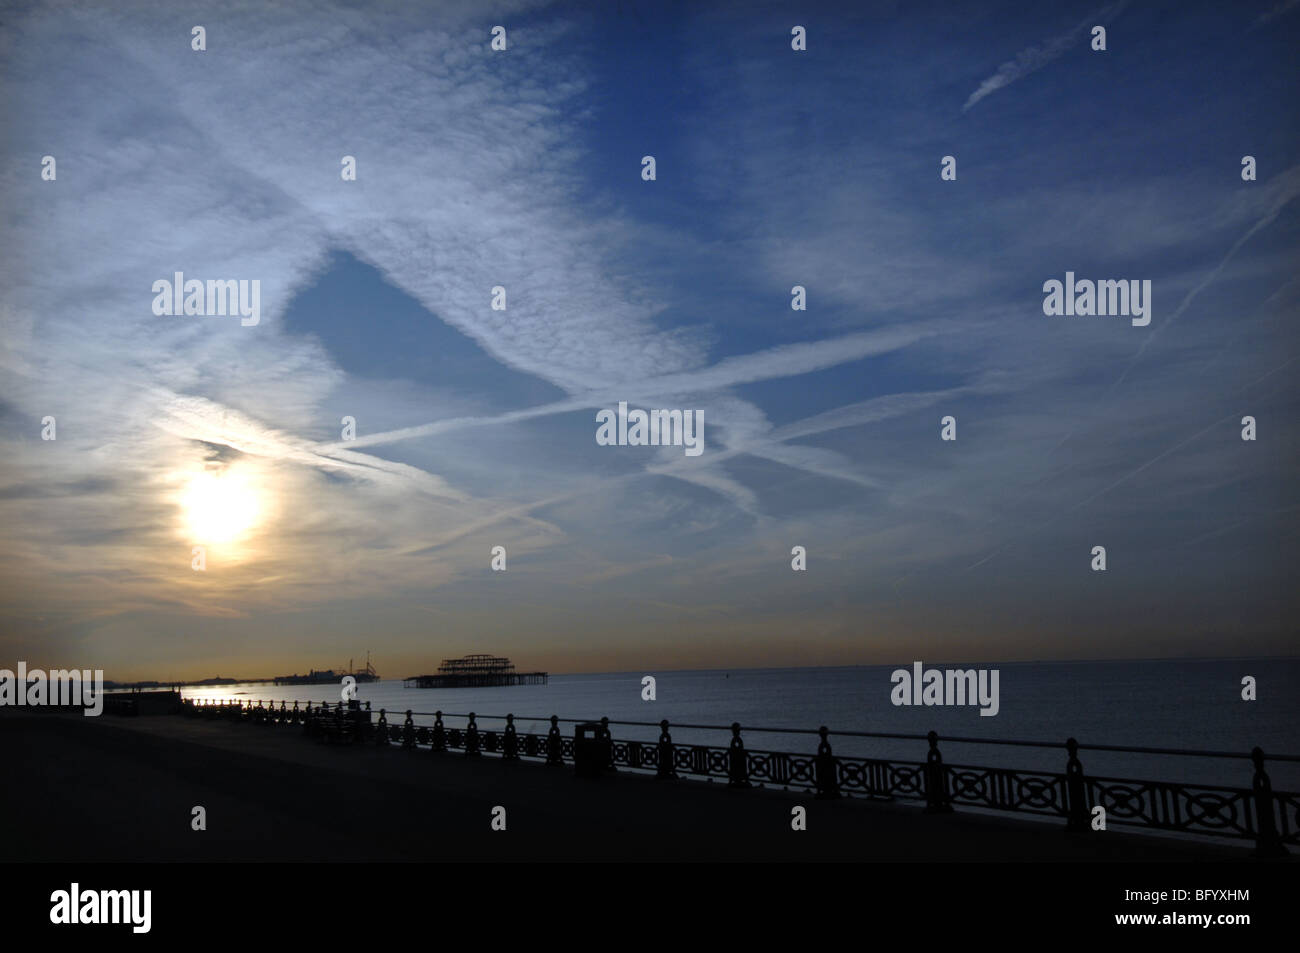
[{"left": 180, "top": 658, "right": 1300, "bottom": 790}]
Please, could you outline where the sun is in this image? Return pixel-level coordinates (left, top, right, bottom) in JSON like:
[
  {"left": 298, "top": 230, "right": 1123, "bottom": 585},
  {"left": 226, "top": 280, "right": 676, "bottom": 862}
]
[{"left": 181, "top": 469, "right": 262, "bottom": 545}]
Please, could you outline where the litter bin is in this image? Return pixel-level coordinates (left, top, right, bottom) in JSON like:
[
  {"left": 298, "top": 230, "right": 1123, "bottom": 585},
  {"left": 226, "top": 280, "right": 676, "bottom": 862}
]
[
  {"left": 347, "top": 698, "right": 371, "bottom": 743},
  {"left": 573, "top": 721, "right": 610, "bottom": 778}
]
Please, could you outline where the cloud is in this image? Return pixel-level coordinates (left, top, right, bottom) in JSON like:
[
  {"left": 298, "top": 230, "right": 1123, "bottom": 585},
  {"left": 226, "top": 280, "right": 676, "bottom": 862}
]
[
  {"left": 1, "top": 0, "right": 1295, "bottom": 672},
  {"left": 326, "top": 320, "right": 957, "bottom": 451},
  {"left": 962, "top": 3, "right": 1128, "bottom": 112},
  {"left": 1251, "top": 0, "right": 1300, "bottom": 28}
]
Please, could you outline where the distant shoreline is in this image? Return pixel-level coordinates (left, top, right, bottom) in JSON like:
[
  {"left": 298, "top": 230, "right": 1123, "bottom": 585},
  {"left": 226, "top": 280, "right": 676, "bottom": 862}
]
[{"left": 99, "top": 654, "right": 1300, "bottom": 687}]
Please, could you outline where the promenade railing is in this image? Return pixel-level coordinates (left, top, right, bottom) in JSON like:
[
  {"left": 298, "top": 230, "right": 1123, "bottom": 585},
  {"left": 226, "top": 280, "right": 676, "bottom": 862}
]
[{"left": 179, "top": 697, "right": 1297, "bottom": 856}]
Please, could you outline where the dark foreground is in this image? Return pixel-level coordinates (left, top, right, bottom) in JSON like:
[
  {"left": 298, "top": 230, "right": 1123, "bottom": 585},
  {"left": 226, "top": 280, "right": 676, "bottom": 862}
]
[{"left": 0, "top": 711, "right": 1280, "bottom": 863}]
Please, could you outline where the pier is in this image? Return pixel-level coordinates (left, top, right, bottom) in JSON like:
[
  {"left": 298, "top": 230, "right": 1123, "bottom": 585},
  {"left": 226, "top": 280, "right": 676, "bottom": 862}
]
[{"left": 403, "top": 654, "right": 547, "bottom": 688}]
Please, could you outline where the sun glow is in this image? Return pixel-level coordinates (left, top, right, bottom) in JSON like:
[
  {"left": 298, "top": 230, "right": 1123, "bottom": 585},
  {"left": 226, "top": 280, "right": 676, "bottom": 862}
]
[{"left": 181, "top": 469, "right": 262, "bottom": 545}]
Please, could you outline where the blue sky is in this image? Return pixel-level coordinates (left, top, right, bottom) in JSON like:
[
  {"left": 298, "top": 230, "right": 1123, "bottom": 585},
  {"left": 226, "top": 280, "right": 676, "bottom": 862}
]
[{"left": 1, "top": 0, "right": 1297, "bottom": 678}]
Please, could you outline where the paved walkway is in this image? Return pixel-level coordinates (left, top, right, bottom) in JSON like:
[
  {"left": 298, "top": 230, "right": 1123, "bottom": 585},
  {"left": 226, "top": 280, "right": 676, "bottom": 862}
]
[{"left": 1, "top": 712, "right": 1267, "bottom": 862}]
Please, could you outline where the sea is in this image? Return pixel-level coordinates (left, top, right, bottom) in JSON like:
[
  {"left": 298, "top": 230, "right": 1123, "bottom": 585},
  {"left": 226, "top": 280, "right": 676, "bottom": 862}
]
[{"left": 179, "top": 657, "right": 1300, "bottom": 791}]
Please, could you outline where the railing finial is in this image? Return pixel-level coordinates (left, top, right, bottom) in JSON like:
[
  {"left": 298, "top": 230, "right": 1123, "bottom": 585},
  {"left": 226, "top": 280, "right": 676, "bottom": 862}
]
[
  {"left": 1065, "top": 737, "right": 1090, "bottom": 832},
  {"left": 402, "top": 710, "right": 416, "bottom": 749},
  {"left": 431, "top": 710, "right": 446, "bottom": 752},
  {"left": 465, "top": 712, "right": 481, "bottom": 756},
  {"left": 728, "top": 722, "right": 750, "bottom": 788},
  {"left": 546, "top": 715, "right": 563, "bottom": 766},
  {"left": 657, "top": 719, "right": 677, "bottom": 780},
  {"left": 923, "top": 731, "right": 951, "bottom": 813},
  {"left": 503, "top": 713, "right": 519, "bottom": 761},
  {"left": 815, "top": 726, "right": 840, "bottom": 799},
  {"left": 1251, "top": 746, "right": 1287, "bottom": 857}
]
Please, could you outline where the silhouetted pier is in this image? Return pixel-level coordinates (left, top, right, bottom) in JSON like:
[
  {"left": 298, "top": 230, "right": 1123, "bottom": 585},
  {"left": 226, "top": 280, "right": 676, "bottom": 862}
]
[
  {"left": 177, "top": 696, "right": 1297, "bottom": 856},
  {"left": 403, "top": 654, "right": 547, "bottom": 688}
]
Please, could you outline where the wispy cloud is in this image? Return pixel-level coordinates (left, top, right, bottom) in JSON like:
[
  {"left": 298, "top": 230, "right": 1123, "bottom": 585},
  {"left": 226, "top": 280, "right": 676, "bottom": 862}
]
[
  {"left": 1251, "top": 0, "right": 1300, "bottom": 29},
  {"left": 962, "top": 2, "right": 1128, "bottom": 112},
  {"left": 2, "top": 0, "right": 1295, "bottom": 673}
]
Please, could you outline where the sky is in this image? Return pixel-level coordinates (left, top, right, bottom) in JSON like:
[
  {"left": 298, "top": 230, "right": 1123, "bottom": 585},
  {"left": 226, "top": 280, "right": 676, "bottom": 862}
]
[{"left": 1, "top": 0, "right": 1297, "bottom": 680}]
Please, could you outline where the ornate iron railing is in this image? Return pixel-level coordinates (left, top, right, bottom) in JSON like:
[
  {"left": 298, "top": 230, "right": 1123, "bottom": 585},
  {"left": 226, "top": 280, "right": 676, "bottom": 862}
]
[{"left": 178, "top": 697, "right": 1297, "bottom": 855}]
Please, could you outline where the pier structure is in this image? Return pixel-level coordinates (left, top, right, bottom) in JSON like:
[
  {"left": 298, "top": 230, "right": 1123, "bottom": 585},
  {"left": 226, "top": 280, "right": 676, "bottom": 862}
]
[{"left": 403, "top": 654, "right": 548, "bottom": 688}]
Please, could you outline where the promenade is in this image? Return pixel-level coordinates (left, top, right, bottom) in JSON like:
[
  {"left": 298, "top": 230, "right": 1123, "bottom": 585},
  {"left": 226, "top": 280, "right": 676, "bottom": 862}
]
[{"left": 1, "top": 711, "right": 1270, "bottom": 863}]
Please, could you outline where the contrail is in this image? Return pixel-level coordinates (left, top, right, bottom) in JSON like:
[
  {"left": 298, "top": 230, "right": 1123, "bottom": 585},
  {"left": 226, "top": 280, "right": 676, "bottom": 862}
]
[
  {"left": 1051, "top": 164, "right": 1300, "bottom": 452},
  {"left": 963, "top": 2, "right": 1128, "bottom": 112}
]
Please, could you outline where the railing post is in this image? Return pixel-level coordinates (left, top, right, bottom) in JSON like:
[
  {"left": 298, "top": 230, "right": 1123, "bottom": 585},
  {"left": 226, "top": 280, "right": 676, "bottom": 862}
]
[
  {"left": 1252, "top": 747, "right": 1287, "bottom": 857},
  {"left": 465, "top": 712, "right": 480, "bottom": 756},
  {"left": 402, "top": 710, "right": 416, "bottom": 749},
  {"left": 503, "top": 714, "right": 520, "bottom": 761},
  {"left": 924, "top": 731, "right": 951, "bottom": 813},
  {"left": 431, "top": 711, "right": 446, "bottom": 752},
  {"left": 599, "top": 716, "right": 615, "bottom": 772},
  {"left": 657, "top": 719, "right": 677, "bottom": 780},
  {"left": 375, "top": 708, "right": 389, "bottom": 746},
  {"left": 1065, "top": 737, "right": 1090, "bottom": 832},
  {"left": 815, "top": 726, "right": 840, "bottom": 799},
  {"left": 728, "top": 722, "right": 751, "bottom": 788},
  {"left": 546, "top": 715, "right": 563, "bottom": 766}
]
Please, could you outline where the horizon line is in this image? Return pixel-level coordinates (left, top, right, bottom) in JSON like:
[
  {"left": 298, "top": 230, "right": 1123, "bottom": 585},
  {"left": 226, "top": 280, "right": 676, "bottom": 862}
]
[{"left": 94, "top": 652, "right": 1300, "bottom": 685}]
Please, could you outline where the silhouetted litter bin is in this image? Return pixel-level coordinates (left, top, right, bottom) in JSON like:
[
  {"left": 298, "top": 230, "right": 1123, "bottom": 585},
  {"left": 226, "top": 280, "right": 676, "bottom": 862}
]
[
  {"left": 347, "top": 698, "right": 371, "bottom": 743},
  {"left": 574, "top": 721, "right": 611, "bottom": 778}
]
